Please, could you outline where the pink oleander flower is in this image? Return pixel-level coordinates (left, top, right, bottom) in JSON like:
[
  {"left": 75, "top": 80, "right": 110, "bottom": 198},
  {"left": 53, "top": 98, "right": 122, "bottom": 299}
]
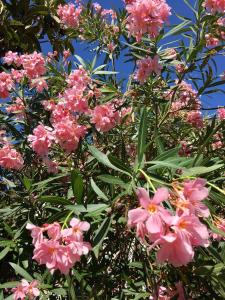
[
  {"left": 203, "top": 0, "right": 225, "bottom": 13},
  {"left": 20, "top": 52, "right": 46, "bottom": 79},
  {"left": 186, "top": 111, "right": 203, "bottom": 128},
  {"left": 218, "top": 107, "right": 225, "bottom": 120},
  {"left": 6, "top": 98, "right": 25, "bottom": 118},
  {"left": 0, "top": 144, "right": 24, "bottom": 170},
  {"left": 176, "top": 64, "right": 186, "bottom": 73},
  {"left": 42, "top": 157, "right": 59, "bottom": 174},
  {"left": 63, "top": 89, "right": 89, "bottom": 113},
  {"left": 91, "top": 104, "right": 119, "bottom": 132},
  {"left": 174, "top": 178, "right": 210, "bottom": 218},
  {"left": 126, "top": 0, "right": 171, "bottom": 42},
  {"left": 57, "top": 3, "right": 82, "bottom": 28},
  {"left": 0, "top": 72, "right": 14, "bottom": 98},
  {"left": 3, "top": 51, "right": 22, "bottom": 66},
  {"left": 93, "top": 2, "right": 102, "bottom": 12},
  {"left": 150, "top": 282, "right": 186, "bottom": 300},
  {"left": 63, "top": 50, "right": 71, "bottom": 59},
  {"left": 30, "top": 78, "right": 48, "bottom": 93},
  {"left": 135, "top": 55, "right": 162, "bottom": 83},
  {"left": 28, "top": 124, "right": 54, "bottom": 157},
  {"left": 128, "top": 187, "right": 170, "bottom": 241},
  {"left": 27, "top": 219, "right": 91, "bottom": 274},
  {"left": 205, "top": 33, "right": 220, "bottom": 47},
  {"left": 101, "top": 9, "right": 117, "bottom": 20},
  {"left": 11, "top": 69, "right": 26, "bottom": 83},
  {"left": 157, "top": 212, "right": 209, "bottom": 267},
  {"left": 178, "top": 141, "right": 192, "bottom": 157},
  {"left": 62, "top": 218, "right": 90, "bottom": 241},
  {"left": 211, "top": 218, "right": 225, "bottom": 240},
  {"left": 66, "top": 66, "right": 91, "bottom": 91},
  {"left": 12, "top": 279, "right": 40, "bottom": 300},
  {"left": 53, "top": 120, "right": 87, "bottom": 152}
]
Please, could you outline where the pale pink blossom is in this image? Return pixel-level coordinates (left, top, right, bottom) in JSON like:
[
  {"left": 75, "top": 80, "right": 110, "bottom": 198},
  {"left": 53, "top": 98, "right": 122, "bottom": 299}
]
[
  {"left": 205, "top": 33, "right": 220, "bottom": 47},
  {"left": 57, "top": 3, "right": 82, "bottom": 28},
  {"left": 91, "top": 104, "right": 119, "bottom": 132},
  {"left": 12, "top": 279, "right": 40, "bottom": 300},
  {"left": 53, "top": 120, "right": 87, "bottom": 152},
  {"left": 27, "top": 219, "right": 91, "bottom": 274},
  {"left": 126, "top": 0, "right": 171, "bottom": 42},
  {"left": 30, "top": 78, "right": 48, "bottom": 93},
  {"left": 20, "top": 52, "right": 46, "bottom": 79},
  {"left": 211, "top": 218, "right": 225, "bottom": 240},
  {"left": 174, "top": 178, "right": 210, "bottom": 218},
  {"left": 0, "top": 145, "right": 23, "bottom": 170},
  {"left": 128, "top": 187, "right": 170, "bottom": 241},
  {"left": 0, "top": 72, "right": 13, "bottom": 98},
  {"left": 135, "top": 56, "right": 162, "bottom": 83},
  {"left": 6, "top": 98, "right": 25, "bottom": 118},
  {"left": 3, "top": 51, "right": 21, "bottom": 66},
  {"left": 203, "top": 0, "right": 225, "bottom": 13},
  {"left": 186, "top": 111, "right": 203, "bottom": 128},
  {"left": 28, "top": 124, "right": 54, "bottom": 157},
  {"left": 218, "top": 107, "right": 225, "bottom": 120}
]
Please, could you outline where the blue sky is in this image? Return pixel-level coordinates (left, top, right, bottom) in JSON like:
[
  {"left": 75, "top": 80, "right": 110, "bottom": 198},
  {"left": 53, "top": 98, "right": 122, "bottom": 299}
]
[{"left": 43, "top": 0, "right": 225, "bottom": 109}]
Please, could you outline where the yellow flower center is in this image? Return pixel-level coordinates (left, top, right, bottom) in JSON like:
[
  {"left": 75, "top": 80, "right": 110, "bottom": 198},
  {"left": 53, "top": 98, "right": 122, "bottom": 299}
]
[{"left": 147, "top": 204, "right": 158, "bottom": 214}]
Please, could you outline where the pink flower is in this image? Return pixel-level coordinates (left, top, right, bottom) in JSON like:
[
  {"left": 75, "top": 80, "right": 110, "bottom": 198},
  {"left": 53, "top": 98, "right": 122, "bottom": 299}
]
[
  {"left": 135, "top": 56, "right": 162, "bottom": 83},
  {"left": 157, "top": 230, "right": 194, "bottom": 267},
  {"left": 53, "top": 120, "right": 87, "bottom": 152},
  {"left": 174, "top": 178, "right": 210, "bottom": 218},
  {"left": 30, "top": 78, "right": 48, "bottom": 93},
  {"left": 157, "top": 212, "right": 209, "bottom": 267},
  {"left": 205, "top": 33, "right": 220, "bottom": 47},
  {"left": 91, "top": 104, "right": 119, "bottom": 132},
  {"left": 218, "top": 108, "right": 225, "bottom": 120},
  {"left": 3, "top": 51, "right": 21, "bottom": 66},
  {"left": 28, "top": 124, "right": 54, "bottom": 157},
  {"left": 20, "top": 52, "right": 46, "bottom": 79},
  {"left": 12, "top": 280, "right": 40, "bottom": 300},
  {"left": 62, "top": 218, "right": 90, "bottom": 241},
  {"left": 27, "top": 219, "right": 91, "bottom": 274},
  {"left": 211, "top": 218, "right": 225, "bottom": 240},
  {"left": 0, "top": 145, "right": 24, "bottom": 170},
  {"left": 203, "top": 0, "right": 225, "bottom": 13},
  {"left": 126, "top": 0, "right": 171, "bottom": 42},
  {"left": 6, "top": 98, "right": 25, "bottom": 118},
  {"left": 57, "top": 3, "right": 82, "bottom": 28},
  {"left": 128, "top": 187, "right": 170, "bottom": 241},
  {"left": 186, "top": 111, "right": 203, "bottom": 128},
  {"left": 63, "top": 50, "right": 71, "bottom": 59},
  {"left": 0, "top": 72, "right": 13, "bottom": 98}
]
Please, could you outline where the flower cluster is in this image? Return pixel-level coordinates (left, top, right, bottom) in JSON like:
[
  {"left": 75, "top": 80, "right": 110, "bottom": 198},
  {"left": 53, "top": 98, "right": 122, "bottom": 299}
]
[
  {"left": 0, "top": 72, "right": 14, "bottom": 98},
  {"left": 0, "top": 131, "right": 23, "bottom": 170},
  {"left": 166, "top": 81, "right": 203, "bottom": 128},
  {"left": 134, "top": 55, "right": 162, "bottom": 83},
  {"left": 128, "top": 178, "right": 210, "bottom": 267},
  {"left": 126, "top": 0, "right": 171, "bottom": 42},
  {"left": 218, "top": 107, "right": 225, "bottom": 120},
  {"left": 26, "top": 218, "right": 91, "bottom": 274},
  {"left": 212, "top": 218, "right": 225, "bottom": 240},
  {"left": 150, "top": 282, "right": 185, "bottom": 300},
  {"left": 6, "top": 98, "right": 25, "bottom": 119},
  {"left": 12, "top": 279, "right": 40, "bottom": 300},
  {"left": 203, "top": 0, "right": 225, "bottom": 13},
  {"left": 57, "top": 3, "right": 82, "bottom": 28}
]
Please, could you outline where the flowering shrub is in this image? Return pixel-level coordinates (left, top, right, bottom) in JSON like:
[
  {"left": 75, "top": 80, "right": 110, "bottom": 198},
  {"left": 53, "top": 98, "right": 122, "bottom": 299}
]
[{"left": 0, "top": 0, "right": 225, "bottom": 299}]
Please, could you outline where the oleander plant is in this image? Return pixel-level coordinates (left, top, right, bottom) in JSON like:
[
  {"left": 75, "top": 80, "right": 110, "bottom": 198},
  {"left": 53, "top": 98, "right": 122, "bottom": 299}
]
[{"left": 0, "top": 0, "right": 225, "bottom": 299}]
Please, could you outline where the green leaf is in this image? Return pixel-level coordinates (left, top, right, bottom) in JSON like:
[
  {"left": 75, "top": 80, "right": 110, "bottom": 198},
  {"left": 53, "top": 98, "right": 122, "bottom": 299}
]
[
  {"left": 66, "top": 204, "right": 108, "bottom": 214},
  {"left": 97, "top": 175, "right": 127, "bottom": 187},
  {"left": 94, "top": 70, "right": 118, "bottom": 75},
  {"left": 137, "top": 108, "right": 147, "bottom": 165},
  {"left": 39, "top": 196, "right": 71, "bottom": 205},
  {"left": 163, "top": 20, "right": 191, "bottom": 38},
  {"left": 93, "top": 217, "right": 112, "bottom": 247},
  {"left": 71, "top": 170, "right": 84, "bottom": 204},
  {"left": 90, "top": 178, "right": 109, "bottom": 201},
  {"left": 182, "top": 164, "right": 223, "bottom": 176},
  {"left": 88, "top": 145, "right": 131, "bottom": 176},
  {"left": 0, "top": 282, "right": 19, "bottom": 289},
  {"left": 0, "top": 247, "right": 10, "bottom": 261},
  {"left": 9, "top": 263, "right": 33, "bottom": 281}
]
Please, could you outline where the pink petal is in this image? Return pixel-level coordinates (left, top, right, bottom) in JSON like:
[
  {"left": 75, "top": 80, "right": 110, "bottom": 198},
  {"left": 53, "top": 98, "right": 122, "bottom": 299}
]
[
  {"left": 152, "top": 187, "right": 169, "bottom": 204},
  {"left": 136, "top": 188, "right": 150, "bottom": 208}
]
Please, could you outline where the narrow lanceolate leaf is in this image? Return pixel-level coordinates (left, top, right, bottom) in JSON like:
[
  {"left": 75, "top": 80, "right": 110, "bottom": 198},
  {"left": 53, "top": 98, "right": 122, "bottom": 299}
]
[
  {"left": 91, "top": 178, "right": 109, "bottom": 201},
  {"left": 0, "top": 247, "right": 10, "bottom": 261},
  {"left": 93, "top": 217, "right": 112, "bottom": 247},
  {"left": 9, "top": 263, "right": 33, "bottom": 281},
  {"left": 137, "top": 108, "right": 147, "bottom": 165},
  {"left": 88, "top": 145, "right": 131, "bottom": 176},
  {"left": 71, "top": 170, "right": 84, "bottom": 204},
  {"left": 163, "top": 20, "right": 191, "bottom": 38}
]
